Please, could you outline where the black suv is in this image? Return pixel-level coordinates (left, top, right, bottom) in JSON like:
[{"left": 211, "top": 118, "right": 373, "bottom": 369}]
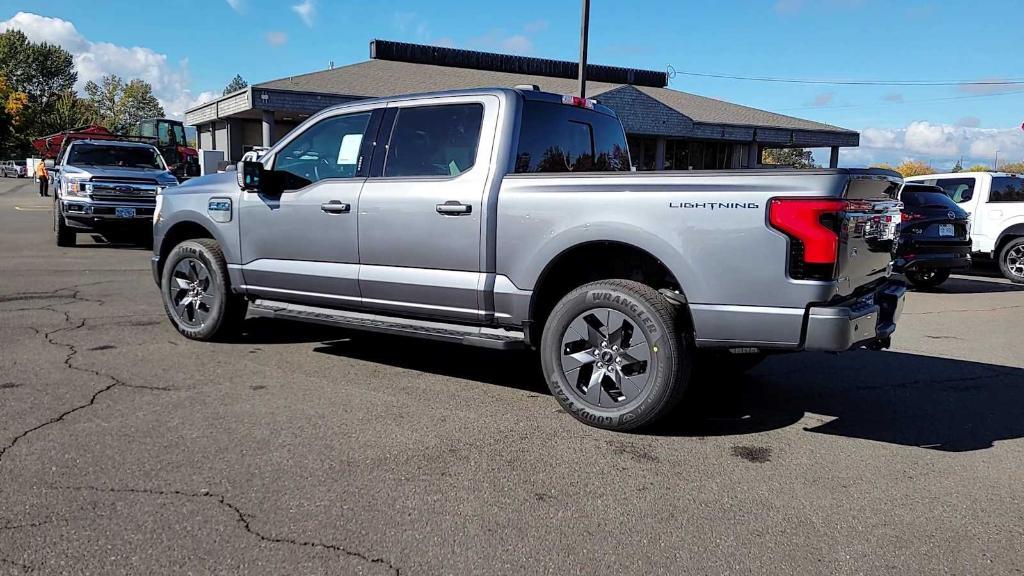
[{"left": 895, "top": 183, "right": 971, "bottom": 288}]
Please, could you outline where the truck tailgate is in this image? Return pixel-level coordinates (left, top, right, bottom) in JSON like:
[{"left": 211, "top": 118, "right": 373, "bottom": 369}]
[{"left": 836, "top": 173, "right": 902, "bottom": 297}]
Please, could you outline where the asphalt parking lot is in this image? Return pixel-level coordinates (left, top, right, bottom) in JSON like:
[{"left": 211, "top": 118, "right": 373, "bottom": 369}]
[{"left": 1, "top": 176, "right": 1022, "bottom": 575}]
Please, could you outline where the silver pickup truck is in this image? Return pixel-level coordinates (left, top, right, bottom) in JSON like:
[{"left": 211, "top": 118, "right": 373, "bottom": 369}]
[
  {"left": 54, "top": 139, "right": 179, "bottom": 247},
  {"left": 153, "top": 87, "right": 906, "bottom": 430}
]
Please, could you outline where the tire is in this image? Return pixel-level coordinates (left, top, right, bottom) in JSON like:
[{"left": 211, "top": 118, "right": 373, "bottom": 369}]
[
  {"left": 905, "top": 268, "right": 951, "bottom": 288},
  {"left": 160, "top": 238, "right": 247, "bottom": 341},
  {"left": 540, "top": 279, "right": 692, "bottom": 431},
  {"left": 54, "top": 202, "right": 75, "bottom": 247},
  {"left": 998, "top": 238, "right": 1024, "bottom": 284}
]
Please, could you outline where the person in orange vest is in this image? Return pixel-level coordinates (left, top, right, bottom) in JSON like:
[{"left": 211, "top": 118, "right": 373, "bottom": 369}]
[{"left": 35, "top": 159, "right": 49, "bottom": 197}]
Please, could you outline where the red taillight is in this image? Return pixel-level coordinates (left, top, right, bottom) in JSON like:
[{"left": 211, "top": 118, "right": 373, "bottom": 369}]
[
  {"left": 900, "top": 211, "right": 925, "bottom": 221},
  {"left": 561, "top": 94, "right": 595, "bottom": 109},
  {"left": 769, "top": 198, "right": 845, "bottom": 265}
]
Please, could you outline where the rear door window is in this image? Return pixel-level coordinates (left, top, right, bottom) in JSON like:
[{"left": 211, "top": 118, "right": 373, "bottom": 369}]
[
  {"left": 514, "top": 101, "right": 630, "bottom": 173},
  {"left": 989, "top": 176, "right": 1024, "bottom": 203},
  {"left": 922, "top": 177, "right": 976, "bottom": 204},
  {"left": 382, "top": 103, "right": 483, "bottom": 178}
]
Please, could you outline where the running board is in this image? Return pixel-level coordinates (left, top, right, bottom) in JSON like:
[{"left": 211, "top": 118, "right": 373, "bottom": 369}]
[{"left": 249, "top": 300, "right": 526, "bottom": 350}]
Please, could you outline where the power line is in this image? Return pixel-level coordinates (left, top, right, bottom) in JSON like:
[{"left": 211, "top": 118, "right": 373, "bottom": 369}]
[
  {"left": 665, "top": 66, "right": 1024, "bottom": 87},
  {"left": 775, "top": 88, "right": 1024, "bottom": 112}
]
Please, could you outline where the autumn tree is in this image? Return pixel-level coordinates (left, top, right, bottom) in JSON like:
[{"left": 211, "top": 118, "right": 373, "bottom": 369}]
[
  {"left": 84, "top": 75, "right": 165, "bottom": 134},
  {"left": 223, "top": 74, "right": 248, "bottom": 95},
  {"left": 998, "top": 161, "right": 1024, "bottom": 174},
  {"left": 0, "top": 73, "right": 29, "bottom": 156},
  {"left": 966, "top": 164, "right": 993, "bottom": 172},
  {"left": 762, "top": 147, "right": 818, "bottom": 168},
  {"left": 893, "top": 160, "right": 936, "bottom": 177}
]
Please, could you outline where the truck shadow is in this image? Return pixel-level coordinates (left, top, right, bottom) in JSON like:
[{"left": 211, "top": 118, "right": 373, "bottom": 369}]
[
  {"left": 300, "top": 320, "right": 1024, "bottom": 452},
  {"left": 908, "top": 275, "right": 1023, "bottom": 294},
  {"left": 657, "top": 350, "right": 1024, "bottom": 452}
]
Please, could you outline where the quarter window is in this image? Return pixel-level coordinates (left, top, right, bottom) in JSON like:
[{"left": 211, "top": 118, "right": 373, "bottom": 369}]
[
  {"left": 275, "top": 112, "right": 371, "bottom": 188},
  {"left": 383, "top": 104, "right": 483, "bottom": 178},
  {"left": 989, "top": 177, "right": 1024, "bottom": 203},
  {"left": 515, "top": 100, "right": 630, "bottom": 173}
]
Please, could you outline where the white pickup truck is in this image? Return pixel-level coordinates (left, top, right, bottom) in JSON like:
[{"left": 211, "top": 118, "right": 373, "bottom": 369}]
[{"left": 906, "top": 172, "right": 1024, "bottom": 282}]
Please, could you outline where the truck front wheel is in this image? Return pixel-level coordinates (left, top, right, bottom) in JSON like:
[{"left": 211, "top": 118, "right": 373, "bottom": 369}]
[
  {"left": 160, "top": 239, "right": 247, "bottom": 341},
  {"left": 540, "top": 280, "right": 692, "bottom": 431},
  {"left": 54, "top": 202, "right": 75, "bottom": 247},
  {"left": 998, "top": 238, "right": 1024, "bottom": 284}
]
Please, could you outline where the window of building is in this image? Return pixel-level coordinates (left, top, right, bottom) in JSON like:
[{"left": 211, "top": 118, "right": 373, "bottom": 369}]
[
  {"left": 989, "top": 176, "right": 1024, "bottom": 203},
  {"left": 514, "top": 101, "right": 629, "bottom": 173},
  {"left": 383, "top": 104, "right": 483, "bottom": 178},
  {"left": 922, "top": 177, "right": 976, "bottom": 204},
  {"left": 274, "top": 112, "right": 371, "bottom": 188}
]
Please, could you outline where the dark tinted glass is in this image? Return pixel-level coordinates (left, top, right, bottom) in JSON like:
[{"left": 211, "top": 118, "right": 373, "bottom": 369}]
[
  {"left": 383, "top": 104, "right": 483, "bottom": 177},
  {"left": 901, "top": 189, "right": 959, "bottom": 209},
  {"left": 515, "top": 101, "right": 630, "bottom": 173},
  {"left": 67, "top": 143, "right": 165, "bottom": 170},
  {"left": 989, "top": 177, "right": 1024, "bottom": 203},
  {"left": 275, "top": 112, "right": 370, "bottom": 188},
  {"left": 922, "top": 177, "right": 976, "bottom": 203}
]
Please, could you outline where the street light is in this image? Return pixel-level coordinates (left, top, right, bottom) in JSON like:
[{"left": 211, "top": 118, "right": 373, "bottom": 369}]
[{"left": 578, "top": 0, "right": 590, "bottom": 98}]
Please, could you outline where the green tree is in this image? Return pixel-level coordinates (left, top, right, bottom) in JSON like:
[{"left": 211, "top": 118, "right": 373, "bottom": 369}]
[
  {"left": 40, "top": 90, "right": 99, "bottom": 134},
  {"left": 223, "top": 74, "right": 248, "bottom": 95},
  {"left": 84, "top": 75, "right": 165, "bottom": 134},
  {"left": 951, "top": 158, "right": 963, "bottom": 173},
  {"left": 762, "top": 147, "right": 818, "bottom": 168},
  {"left": 0, "top": 29, "right": 77, "bottom": 154}
]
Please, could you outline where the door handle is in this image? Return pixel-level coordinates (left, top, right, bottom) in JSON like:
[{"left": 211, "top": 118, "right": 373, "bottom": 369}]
[
  {"left": 320, "top": 201, "right": 350, "bottom": 214},
  {"left": 436, "top": 201, "right": 472, "bottom": 215}
]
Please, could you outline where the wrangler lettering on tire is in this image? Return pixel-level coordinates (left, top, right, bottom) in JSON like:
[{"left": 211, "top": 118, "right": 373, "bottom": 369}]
[{"left": 541, "top": 280, "right": 692, "bottom": 431}]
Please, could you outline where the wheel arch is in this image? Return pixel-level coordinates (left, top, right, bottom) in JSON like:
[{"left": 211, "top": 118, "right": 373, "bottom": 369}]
[
  {"left": 995, "top": 223, "right": 1024, "bottom": 256},
  {"left": 527, "top": 240, "right": 694, "bottom": 345},
  {"left": 157, "top": 219, "right": 216, "bottom": 278}
]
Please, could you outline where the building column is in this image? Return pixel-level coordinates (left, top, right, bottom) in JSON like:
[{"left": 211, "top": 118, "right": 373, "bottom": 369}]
[
  {"left": 747, "top": 143, "right": 760, "bottom": 168},
  {"left": 654, "top": 138, "right": 666, "bottom": 171},
  {"left": 829, "top": 146, "right": 840, "bottom": 168},
  {"left": 261, "top": 110, "right": 276, "bottom": 148}
]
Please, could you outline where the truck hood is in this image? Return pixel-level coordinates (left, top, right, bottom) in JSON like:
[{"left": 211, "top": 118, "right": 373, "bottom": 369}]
[
  {"left": 62, "top": 164, "right": 178, "bottom": 185},
  {"left": 164, "top": 171, "right": 238, "bottom": 194}
]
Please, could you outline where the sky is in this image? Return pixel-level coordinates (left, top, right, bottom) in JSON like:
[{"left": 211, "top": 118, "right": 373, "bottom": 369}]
[{"left": 1, "top": 0, "right": 1023, "bottom": 168}]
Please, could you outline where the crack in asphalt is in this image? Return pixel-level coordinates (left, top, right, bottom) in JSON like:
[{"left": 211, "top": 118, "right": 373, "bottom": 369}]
[
  {"left": 58, "top": 485, "right": 400, "bottom": 576},
  {"left": 0, "top": 555, "right": 32, "bottom": 573},
  {"left": 0, "top": 292, "right": 165, "bottom": 467}
]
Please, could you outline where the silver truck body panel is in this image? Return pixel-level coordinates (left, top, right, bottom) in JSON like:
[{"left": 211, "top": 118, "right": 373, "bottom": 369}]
[{"left": 153, "top": 87, "right": 903, "bottom": 351}]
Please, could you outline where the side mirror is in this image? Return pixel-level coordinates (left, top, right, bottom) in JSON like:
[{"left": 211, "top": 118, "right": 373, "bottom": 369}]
[{"left": 236, "top": 160, "right": 263, "bottom": 191}]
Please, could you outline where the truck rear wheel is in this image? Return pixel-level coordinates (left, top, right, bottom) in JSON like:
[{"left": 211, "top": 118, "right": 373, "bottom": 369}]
[
  {"left": 54, "top": 202, "right": 75, "bottom": 247},
  {"left": 998, "top": 238, "right": 1024, "bottom": 284},
  {"left": 160, "top": 239, "right": 247, "bottom": 341},
  {"left": 540, "top": 280, "right": 692, "bottom": 431}
]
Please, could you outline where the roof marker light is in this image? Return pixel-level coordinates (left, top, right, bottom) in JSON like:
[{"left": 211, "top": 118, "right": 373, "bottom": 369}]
[{"left": 561, "top": 95, "right": 595, "bottom": 109}]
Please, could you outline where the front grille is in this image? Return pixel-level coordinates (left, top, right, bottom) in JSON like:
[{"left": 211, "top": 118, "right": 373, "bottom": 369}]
[{"left": 88, "top": 178, "right": 160, "bottom": 204}]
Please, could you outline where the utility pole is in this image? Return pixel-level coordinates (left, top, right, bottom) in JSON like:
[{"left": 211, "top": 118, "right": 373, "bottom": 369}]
[
  {"left": 578, "top": 0, "right": 591, "bottom": 98},
  {"left": 995, "top": 150, "right": 999, "bottom": 170}
]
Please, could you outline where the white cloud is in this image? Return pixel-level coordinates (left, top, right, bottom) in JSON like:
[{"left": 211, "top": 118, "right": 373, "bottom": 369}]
[
  {"left": 0, "top": 12, "right": 211, "bottom": 118},
  {"left": 292, "top": 0, "right": 316, "bottom": 28},
  {"left": 225, "top": 0, "right": 243, "bottom": 12},
  {"left": 809, "top": 92, "right": 834, "bottom": 107},
  {"left": 266, "top": 31, "right": 288, "bottom": 46},
  {"left": 468, "top": 30, "right": 535, "bottom": 54},
  {"left": 847, "top": 121, "right": 1024, "bottom": 168}
]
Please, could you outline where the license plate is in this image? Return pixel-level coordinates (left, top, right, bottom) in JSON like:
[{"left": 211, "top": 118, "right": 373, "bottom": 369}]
[
  {"left": 115, "top": 207, "right": 136, "bottom": 218},
  {"left": 939, "top": 224, "right": 954, "bottom": 237}
]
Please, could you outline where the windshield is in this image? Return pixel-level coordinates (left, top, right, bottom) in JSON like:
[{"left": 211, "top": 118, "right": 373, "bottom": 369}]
[
  {"left": 67, "top": 143, "right": 165, "bottom": 170},
  {"left": 14, "top": 160, "right": 25, "bottom": 166}
]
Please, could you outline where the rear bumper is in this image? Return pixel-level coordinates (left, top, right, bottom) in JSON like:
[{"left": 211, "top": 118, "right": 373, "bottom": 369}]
[
  {"left": 895, "top": 252, "right": 971, "bottom": 272},
  {"left": 803, "top": 280, "right": 907, "bottom": 352}
]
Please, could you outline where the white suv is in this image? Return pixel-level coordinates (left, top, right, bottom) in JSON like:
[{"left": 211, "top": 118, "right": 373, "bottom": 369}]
[{"left": 906, "top": 172, "right": 1024, "bottom": 283}]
